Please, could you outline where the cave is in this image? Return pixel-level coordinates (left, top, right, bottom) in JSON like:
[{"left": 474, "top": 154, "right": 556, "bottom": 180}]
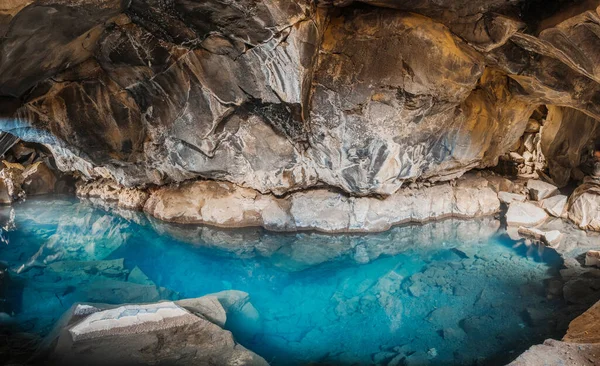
[{"left": 1, "top": 0, "right": 600, "bottom": 365}]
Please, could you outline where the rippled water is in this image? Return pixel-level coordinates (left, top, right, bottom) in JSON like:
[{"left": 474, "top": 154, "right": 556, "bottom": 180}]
[{"left": 0, "top": 197, "right": 567, "bottom": 365}]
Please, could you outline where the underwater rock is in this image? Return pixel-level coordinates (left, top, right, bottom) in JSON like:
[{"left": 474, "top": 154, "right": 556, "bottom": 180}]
[
  {"left": 568, "top": 180, "right": 600, "bottom": 231},
  {"left": 42, "top": 300, "right": 268, "bottom": 366},
  {"left": 563, "top": 299, "right": 600, "bottom": 343},
  {"left": 527, "top": 180, "right": 559, "bottom": 201},
  {"left": 506, "top": 202, "right": 548, "bottom": 227}
]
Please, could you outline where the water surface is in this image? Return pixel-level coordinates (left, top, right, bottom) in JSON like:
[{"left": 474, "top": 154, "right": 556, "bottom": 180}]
[{"left": 0, "top": 197, "right": 566, "bottom": 365}]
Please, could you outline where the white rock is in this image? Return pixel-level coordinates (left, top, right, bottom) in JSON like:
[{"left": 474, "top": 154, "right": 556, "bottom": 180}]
[
  {"left": 506, "top": 202, "right": 548, "bottom": 227},
  {"left": 541, "top": 195, "right": 568, "bottom": 217},
  {"left": 527, "top": 179, "right": 558, "bottom": 201},
  {"left": 498, "top": 191, "right": 526, "bottom": 204}
]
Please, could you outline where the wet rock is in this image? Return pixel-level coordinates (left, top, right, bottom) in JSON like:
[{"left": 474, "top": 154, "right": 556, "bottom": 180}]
[
  {"left": 540, "top": 195, "right": 567, "bottom": 218},
  {"left": 568, "top": 180, "right": 600, "bottom": 231},
  {"left": 506, "top": 202, "right": 548, "bottom": 227},
  {"left": 527, "top": 180, "right": 558, "bottom": 201},
  {"left": 42, "top": 301, "right": 268, "bottom": 366}
]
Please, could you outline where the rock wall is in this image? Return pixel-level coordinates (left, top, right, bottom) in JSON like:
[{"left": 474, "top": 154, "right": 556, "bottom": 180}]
[{"left": 1, "top": 1, "right": 600, "bottom": 197}]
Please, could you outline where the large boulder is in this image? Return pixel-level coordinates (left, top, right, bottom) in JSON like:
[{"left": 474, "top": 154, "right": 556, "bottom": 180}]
[
  {"left": 40, "top": 300, "right": 268, "bottom": 366},
  {"left": 568, "top": 180, "right": 600, "bottom": 231}
]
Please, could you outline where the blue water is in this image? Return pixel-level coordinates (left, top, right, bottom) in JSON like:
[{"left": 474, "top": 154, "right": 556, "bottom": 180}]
[{"left": 0, "top": 197, "right": 566, "bottom": 365}]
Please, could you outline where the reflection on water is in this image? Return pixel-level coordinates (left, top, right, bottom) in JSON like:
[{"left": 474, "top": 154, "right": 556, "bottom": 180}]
[{"left": 0, "top": 197, "right": 566, "bottom": 365}]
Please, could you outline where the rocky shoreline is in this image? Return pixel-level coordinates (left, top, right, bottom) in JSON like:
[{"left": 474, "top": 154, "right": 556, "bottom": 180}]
[{"left": 75, "top": 171, "right": 600, "bottom": 235}]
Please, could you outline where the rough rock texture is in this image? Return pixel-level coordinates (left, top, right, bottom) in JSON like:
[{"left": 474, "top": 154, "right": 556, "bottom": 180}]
[
  {"left": 1, "top": 0, "right": 600, "bottom": 199},
  {"left": 568, "top": 178, "right": 600, "bottom": 231},
  {"left": 40, "top": 296, "right": 268, "bottom": 366},
  {"left": 142, "top": 174, "right": 500, "bottom": 232}
]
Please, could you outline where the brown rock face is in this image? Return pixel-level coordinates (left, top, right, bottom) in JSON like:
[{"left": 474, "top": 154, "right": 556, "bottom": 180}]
[{"left": 1, "top": 1, "right": 600, "bottom": 196}]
